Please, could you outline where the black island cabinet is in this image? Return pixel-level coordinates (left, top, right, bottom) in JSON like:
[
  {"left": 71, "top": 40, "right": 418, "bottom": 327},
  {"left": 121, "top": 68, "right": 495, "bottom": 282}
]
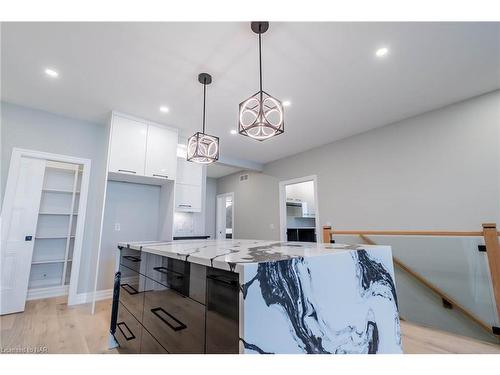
[{"left": 111, "top": 247, "right": 240, "bottom": 354}]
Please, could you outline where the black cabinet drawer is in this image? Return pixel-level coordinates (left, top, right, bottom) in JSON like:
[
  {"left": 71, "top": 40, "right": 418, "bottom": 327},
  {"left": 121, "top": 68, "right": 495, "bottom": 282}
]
[
  {"left": 120, "top": 247, "right": 143, "bottom": 273},
  {"left": 140, "top": 328, "right": 168, "bottom": 354},
  {"left": 116, "top": 302, "right": 142, "bottom": 354},
  {"left": 143, "top": 278, "right": 205, "bottom": 354},
  {"left": 145, "top": 253, "right": 190, "bottom": 296},
  {"left": 205, "top": 268, "right": 239, "bottom": 354},
  {"left": 119, "top": 264, "right": 145, "bottom": 322}
]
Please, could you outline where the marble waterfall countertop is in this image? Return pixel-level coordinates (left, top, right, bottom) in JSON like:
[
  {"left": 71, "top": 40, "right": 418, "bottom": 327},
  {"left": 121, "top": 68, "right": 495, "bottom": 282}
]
[
  {"left": 117, "top": 239, "right": 385, "bottom": 273},
  {"left": 117, "top": 239, "right": 402, "bottom": 353}
]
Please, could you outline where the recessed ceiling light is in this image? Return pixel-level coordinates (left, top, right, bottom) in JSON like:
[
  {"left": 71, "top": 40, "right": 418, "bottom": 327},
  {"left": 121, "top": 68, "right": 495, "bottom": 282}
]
[
  {"left": 283, "top": 100, "right": 291, "bottom": 107},
  {"left": 230, "top": 129, "right": 237, "bottom": 135},
  {"left": 159, "top": 106, "right": 169, "bottom": 113},
  {"left": 375, "top": 47, "right": 389, "bottom": 58},
  {"left": 44, "top": 68, "right": 59, "bottom": 78}
]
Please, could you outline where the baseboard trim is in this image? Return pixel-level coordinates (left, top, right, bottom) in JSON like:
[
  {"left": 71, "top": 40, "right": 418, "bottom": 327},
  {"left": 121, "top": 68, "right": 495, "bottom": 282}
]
[
  {"left": 70, "top": 288, "right": 113, "bottom": 305},
  {"left": 27, "top": 285, "right": 69, "bottom": 301}
]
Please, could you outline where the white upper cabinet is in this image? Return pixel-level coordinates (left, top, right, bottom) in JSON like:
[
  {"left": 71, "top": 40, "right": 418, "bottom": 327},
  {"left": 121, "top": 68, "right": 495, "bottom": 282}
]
[
  {"left": 145, "top": 124, "right": 178, "bottom": 180},
  {"left": 108, "top": 115, "right": 147, "bottom": 175},
  {"left": 175, "top": 183, "right": 202, "bottom": 212},
  {"left": 174, "top": 157, "right": 204, "bottom": 212},
  {"left": 176, "top": 158, "right": 203, "bottom": 186},
  {"left": 108, "top": 113, "right": 178, "bottom": 183}
]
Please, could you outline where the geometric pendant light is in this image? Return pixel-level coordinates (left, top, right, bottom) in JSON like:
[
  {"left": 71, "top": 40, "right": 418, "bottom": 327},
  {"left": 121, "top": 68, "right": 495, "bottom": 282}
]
[
  {"left": 238, "top": 21, "right": 284, "bottom": 141},
  {"left": 187, "top": 73, "right": 220, "bottom": 164}
]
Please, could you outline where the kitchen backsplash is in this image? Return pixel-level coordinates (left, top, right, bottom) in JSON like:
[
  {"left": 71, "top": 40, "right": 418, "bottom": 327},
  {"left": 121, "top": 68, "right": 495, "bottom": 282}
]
[{"left": 174, "top": 212, "right": 195, "bottom": 235}]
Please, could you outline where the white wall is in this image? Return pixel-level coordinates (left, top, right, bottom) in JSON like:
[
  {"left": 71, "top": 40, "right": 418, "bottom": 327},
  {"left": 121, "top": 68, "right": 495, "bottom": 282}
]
[
  {"left": 217, "top": 90, "right": 500, "bottom": 235},
  {"left": 97, "top": 181, "right": 161, "bottom": 290},
  {"left": 1, "top": 102, "right": 108, "bottom": 295}
]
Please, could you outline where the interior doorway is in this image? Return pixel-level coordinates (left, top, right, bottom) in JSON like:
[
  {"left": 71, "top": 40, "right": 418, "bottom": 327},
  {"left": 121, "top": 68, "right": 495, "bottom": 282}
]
[
  {"left": 279, "top": 175, "right": 320, "bottom": 242},
  {"left": 1, "top": 148, "right": 91, "bottom": 315},
  {"left": 216, "top": 192, "right": 234, "bottom": 240}
]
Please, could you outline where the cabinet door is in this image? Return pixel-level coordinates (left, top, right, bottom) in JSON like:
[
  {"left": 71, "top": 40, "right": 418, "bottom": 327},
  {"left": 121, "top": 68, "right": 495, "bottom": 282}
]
[
  {"left": 116, "top": 302, "right": 142, "bottom": 354},
  {"left": 140, "top": 328, "right": 168, "bottom": 354},
  {"left": 145, "top": 124, "right": 178, "bottom": 180},
  {"left": 143, "top": 278, "right": 205, "bottom": 354},
  {"left": 109, "top": 115, "right": 147, "bottom": 175},
  {"left": 119, "top": 265, "right": 145, "bottom": 322},
  {"left": 176, "top": 158, "right": 203, "bottom": 186},
  {"left": 205, "top": 268, "right": 239, "bottom": 354},
  {"left": 175, "top": 183, "right": 202, "bottom": 212}
]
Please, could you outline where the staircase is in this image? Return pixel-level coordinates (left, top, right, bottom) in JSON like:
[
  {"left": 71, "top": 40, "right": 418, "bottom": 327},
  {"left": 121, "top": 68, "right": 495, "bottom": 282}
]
[{"left": 323, "top": 224, "right": 500, "bottom": 346}]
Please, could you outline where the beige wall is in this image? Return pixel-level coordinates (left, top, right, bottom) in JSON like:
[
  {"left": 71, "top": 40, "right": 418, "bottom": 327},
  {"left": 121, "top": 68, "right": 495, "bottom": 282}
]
[{"left": 217, "top": 90, "right": 500, "bottom": 238}]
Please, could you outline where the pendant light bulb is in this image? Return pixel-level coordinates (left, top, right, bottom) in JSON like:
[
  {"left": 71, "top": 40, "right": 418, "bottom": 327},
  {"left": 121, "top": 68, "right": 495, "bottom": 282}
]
[
  {"left": 187, "top": 73, "right": 220, "bottom": 164},
  {"left": 238, "top": 21, "right": 284, "bottom": 141}
]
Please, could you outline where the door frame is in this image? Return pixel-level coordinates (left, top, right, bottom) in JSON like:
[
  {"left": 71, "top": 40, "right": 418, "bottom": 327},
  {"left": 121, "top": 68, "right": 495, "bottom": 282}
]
[
  {"left": 216, "top": 192, "right": 234, "bottom": 240},
  {"left": 278, "top": 175, "right": 320, "bottom": 242},
  {"left": 1, "top": 148, "right": 91, "bottom": 306}
]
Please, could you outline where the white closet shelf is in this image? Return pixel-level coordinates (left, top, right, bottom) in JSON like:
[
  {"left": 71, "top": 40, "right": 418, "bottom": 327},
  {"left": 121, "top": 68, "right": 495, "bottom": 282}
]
[
  {"left": 28, "top": 279, "right": 63, "bottom": 290},
  {"left": 31, "top": 258, "right": 72, "bottom": 265},
  {"left": 46, "top": 165, "right": 83, "bottom": 173},
  {"left": 42, "top": 188, "right": 81, "bottom": 194},
  {"left": 35, "top": 235, "right": 76, "bottom": 239},
  {"left": 38, "top": 211, "right": 78, "bottom": 216}
]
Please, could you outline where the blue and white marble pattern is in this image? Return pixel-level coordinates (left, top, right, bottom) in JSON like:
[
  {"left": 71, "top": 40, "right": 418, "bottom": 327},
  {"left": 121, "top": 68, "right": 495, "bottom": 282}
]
[{"left": 118, "top": 239, "right": 402, "bottom": 354}]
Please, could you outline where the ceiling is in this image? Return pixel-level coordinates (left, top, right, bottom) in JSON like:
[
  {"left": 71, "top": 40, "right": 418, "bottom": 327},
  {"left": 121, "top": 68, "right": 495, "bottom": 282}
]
[
  {"left": 206, "top": 163, "right": 242, "bottom": 179},
  {"left": 2, "top": 22, "right": 499, "bottom": 165}
]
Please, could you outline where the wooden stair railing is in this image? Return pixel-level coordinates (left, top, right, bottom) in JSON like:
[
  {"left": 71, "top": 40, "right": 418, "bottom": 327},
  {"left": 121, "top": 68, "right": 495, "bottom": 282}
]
[{"left": 322, "top": 224, "right": 500, "bottom": 339}]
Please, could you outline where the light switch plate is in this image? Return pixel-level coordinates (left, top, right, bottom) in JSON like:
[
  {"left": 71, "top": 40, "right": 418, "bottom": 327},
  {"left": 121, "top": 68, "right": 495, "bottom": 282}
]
[{"left": 114, "top": 223, "right": 121, "bottom": 231}]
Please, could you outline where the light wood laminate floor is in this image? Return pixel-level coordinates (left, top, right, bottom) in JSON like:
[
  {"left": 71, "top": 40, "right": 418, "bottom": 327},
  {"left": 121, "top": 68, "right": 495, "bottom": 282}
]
[{"left": 1, "top": 297, "right": 499, "bottom": 354}]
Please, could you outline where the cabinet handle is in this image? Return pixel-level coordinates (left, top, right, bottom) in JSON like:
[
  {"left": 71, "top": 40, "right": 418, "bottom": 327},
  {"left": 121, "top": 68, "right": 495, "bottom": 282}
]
[
  {"left": 153, "top": 174, "right": 168, "bottom": 179},
  {"left": 207, "top": 274, "right": 238, "bottom": 288},
  {"left": 121, "top": 283, "right": 139, "bottom": 295},
  {"left": 117, "top": 321, "right": 136, "bottom": 341},
  {"left": 123, "top": 255, "right": 141, "bottom": 262},
  {"left": 178, "top": 204, "right": 192, "bottom": 208},
  {"left": 151, "top": 307, "right": 187, "bottom": 332},
  {"left": 118, "top": 169, "right": 137, "bottom": 174},
  {"left": 153, "top": 266, "right": 184, "bottom": 279}
]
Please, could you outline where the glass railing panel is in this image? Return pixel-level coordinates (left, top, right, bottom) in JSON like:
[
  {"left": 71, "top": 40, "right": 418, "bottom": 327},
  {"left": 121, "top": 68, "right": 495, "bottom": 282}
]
[{"left": 332, "top": 234, "right": 499, "bottom": 344}]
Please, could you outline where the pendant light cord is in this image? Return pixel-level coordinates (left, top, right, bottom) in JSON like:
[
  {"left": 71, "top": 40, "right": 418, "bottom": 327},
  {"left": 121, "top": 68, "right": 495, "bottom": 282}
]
[
  {"left": 258, "top": 25, "right": 263, "bottom": 100},
  {"left": 202, "top": 78, "right": 207, "bottom": 134}
]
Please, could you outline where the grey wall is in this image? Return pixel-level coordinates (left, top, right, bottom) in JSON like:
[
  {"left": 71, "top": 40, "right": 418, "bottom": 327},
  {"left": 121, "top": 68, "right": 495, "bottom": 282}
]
[
  {"left": 205, "top": 177, "right": 217, "bottom": 239},
  {"left": 1, "top": 102, "right": 108, "bottom": 295},
  {"left": 217, "top": 90, "right": 500, "bottom": 236},
  {"left": 217, "top": 172, "right": 280, "bottom": 240},
  {"left": 97, "top": 181, "right": 161, "bottom": 290}
]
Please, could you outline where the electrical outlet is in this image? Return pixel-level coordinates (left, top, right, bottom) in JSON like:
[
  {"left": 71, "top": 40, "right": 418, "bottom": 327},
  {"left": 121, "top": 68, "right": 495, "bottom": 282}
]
[
  {"left": 114, "top": 223, "right": 121, "bottom": 231},
  {"left": 270, "top": 223, "right": 275, "bottom": 229}
]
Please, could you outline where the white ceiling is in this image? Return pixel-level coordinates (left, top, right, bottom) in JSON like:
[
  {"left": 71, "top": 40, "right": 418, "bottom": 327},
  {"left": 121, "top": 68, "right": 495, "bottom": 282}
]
[{"left": 2, "top": 22, "right": 499, "bottom": 164}]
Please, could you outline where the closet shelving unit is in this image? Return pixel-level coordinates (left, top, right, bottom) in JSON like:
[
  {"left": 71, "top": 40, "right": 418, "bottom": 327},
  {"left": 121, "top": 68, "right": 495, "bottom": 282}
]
[{"left": 28, "top": 161, "right": 82, "bottom": 297}]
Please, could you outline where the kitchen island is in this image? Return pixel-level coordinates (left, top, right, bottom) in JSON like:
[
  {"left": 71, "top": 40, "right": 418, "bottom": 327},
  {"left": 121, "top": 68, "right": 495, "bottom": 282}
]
[{"left": 110, "top": 239, "right": 402, "bottom": 354}]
